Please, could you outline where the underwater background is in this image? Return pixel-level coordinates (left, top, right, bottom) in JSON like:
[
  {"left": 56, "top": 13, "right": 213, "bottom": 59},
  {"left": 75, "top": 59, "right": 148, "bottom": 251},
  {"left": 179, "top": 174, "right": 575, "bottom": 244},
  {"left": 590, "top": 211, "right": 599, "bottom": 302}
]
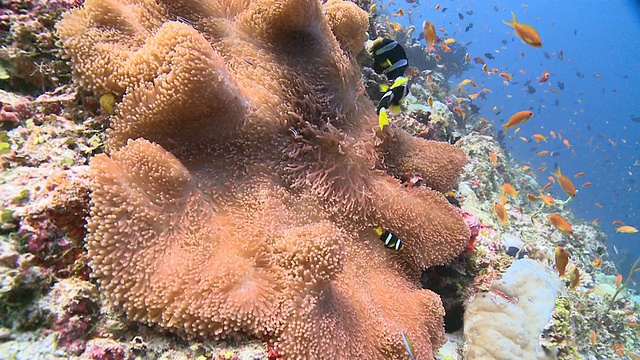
[
  {"left": 383, "top": 0, "right": 640, "bottom": 286},
  {"left": 1, "top": 0, "right": 640, "bottom": 359}
]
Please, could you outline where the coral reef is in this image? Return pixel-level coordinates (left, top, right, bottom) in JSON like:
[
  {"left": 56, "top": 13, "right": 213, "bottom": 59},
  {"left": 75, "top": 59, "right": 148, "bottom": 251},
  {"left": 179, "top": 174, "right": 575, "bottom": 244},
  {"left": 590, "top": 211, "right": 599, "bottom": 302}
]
[
  {"left": 56, "top": 0, "right": 470, "bottom": 358},
  {"left": 0, "top": 0, "right": 79, "bottom": 94},
  {"left": 541, "top": 296, "right": 579, "bottom": 360},
  {"left": 463, "top": 259, "right": 562, "bottom": 360}
]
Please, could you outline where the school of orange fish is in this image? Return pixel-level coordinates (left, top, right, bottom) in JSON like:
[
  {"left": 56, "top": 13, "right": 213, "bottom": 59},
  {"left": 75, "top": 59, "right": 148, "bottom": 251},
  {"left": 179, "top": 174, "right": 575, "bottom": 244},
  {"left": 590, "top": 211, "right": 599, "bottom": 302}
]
[{"left": 371, "top": 0, "right": 639, "bottom": 357}]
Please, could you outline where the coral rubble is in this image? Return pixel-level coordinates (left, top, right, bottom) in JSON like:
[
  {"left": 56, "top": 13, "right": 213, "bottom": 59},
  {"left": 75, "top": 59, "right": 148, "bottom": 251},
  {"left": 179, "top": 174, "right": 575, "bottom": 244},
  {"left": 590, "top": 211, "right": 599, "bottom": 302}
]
[{"left": 56, "top": 0, "right": 470, "bottom": 358}]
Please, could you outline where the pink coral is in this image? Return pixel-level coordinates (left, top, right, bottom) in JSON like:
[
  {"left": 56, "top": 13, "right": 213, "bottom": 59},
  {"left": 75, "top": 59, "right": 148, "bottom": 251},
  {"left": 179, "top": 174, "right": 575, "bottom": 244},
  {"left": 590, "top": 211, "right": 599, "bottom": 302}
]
[{"left": 57, "top": 0, "right": 470, "bottom": 358}]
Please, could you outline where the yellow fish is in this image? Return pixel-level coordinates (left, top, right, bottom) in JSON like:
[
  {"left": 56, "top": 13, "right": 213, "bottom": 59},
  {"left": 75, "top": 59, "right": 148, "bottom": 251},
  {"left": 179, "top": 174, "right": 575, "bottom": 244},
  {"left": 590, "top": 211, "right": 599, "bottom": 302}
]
[
  {"left": 616, "top": 225, "right": 638, "bottom": 234},
  {"left": 378, "top": 108, "right": 389, "bottom": 130},
  {"left": 502, "top": 11, "right": 542, "bottom": 48},
  {"left": 99, "top": 93, "right": 116, "bottom": 114}
]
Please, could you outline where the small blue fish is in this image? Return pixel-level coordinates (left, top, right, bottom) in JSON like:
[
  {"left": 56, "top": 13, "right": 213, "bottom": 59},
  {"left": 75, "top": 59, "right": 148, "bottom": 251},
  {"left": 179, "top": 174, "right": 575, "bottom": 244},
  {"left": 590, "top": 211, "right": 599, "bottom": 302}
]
[{"left": 401, "top": 331, "right": 417, "bottom": 360}]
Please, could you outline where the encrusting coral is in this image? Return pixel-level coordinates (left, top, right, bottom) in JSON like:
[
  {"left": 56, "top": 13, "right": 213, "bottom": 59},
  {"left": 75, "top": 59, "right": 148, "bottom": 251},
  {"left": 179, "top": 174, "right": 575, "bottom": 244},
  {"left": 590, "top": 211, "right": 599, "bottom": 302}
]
[{"left": 56, "top": 0, "right": 469, "bottom": 358}]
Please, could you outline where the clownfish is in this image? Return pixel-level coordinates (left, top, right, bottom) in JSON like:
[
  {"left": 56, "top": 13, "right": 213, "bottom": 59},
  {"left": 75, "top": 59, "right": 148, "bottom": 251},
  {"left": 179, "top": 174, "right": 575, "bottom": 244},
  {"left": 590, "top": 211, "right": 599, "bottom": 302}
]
[
  {"left": 370, "top": 37, "right": 409, "bottom": 80},
  {"left": 374, "top": 227, "right": 403, "bottom": 250},
  {"left": 377, "top": 77, "right": 409, "bottom": 130}
]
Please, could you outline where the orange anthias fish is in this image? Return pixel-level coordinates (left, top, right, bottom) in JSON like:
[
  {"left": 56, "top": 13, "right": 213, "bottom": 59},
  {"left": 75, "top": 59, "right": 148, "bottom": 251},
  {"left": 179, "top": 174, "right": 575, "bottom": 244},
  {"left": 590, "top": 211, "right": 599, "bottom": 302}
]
[
  {"left": 457, "top": 78, "right": 477, "bottom": 94},
  {"left": 489, "top": 151, "right": 498, "bottom": 167},
  {"left": 532, "top": 133, "right": 547, "bottom": 144},
  {"left": 502, "top": 183, "right": 518, "bottom": 196},
  {"left": 503, "top": 110, "right": 534, "bottom": 132},
  {"left": 423, "top": 20, "right": 437, "bottom": 52},
  {"left": 548, "top": 214, "right": 574, "bottom": 236},
  {"left": 592, "top": 258, "right": 602, "bottom": 268},
  {"left": 502, "top": 11, "right": 542, "bottom": 48},
  {"left": 616, "top": 274, "right": 623, "bottom": 288},
  {"left": 453, "top": 107, "right": 466, "bottom": 118},
  {"left": 494, "top": 202, "right": 508, "bottom": 225},
  {"left": 539, "top": 70, "right": 550, "bottom": 83},
  {"left": 499, "top": 72, "right": 513, "bottom": 81},
  {"left": 590, "top": 330, "right": 597, "bottom": 347},
  {"left": 440, "top": 43, "right": 452, "bottom": 52},
  {"left": 555, "top": 246, "right": 569, "bottom": 277},
  {"left": 616, "top": 225, "right": 639, "bottom": 234},
  {"left": 539, "top": 192, "right": 555, "bottom": 206},
  {"left": 552, "top": 166, "right": 577, "bottom": 197}
]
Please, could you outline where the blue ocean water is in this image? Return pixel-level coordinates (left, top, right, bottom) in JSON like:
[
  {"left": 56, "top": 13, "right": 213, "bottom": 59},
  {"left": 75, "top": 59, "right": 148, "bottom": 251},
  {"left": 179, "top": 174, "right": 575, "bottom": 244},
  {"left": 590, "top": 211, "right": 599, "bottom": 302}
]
[{"left": 381, "top": 1, "right": 640, "bottom": 281}]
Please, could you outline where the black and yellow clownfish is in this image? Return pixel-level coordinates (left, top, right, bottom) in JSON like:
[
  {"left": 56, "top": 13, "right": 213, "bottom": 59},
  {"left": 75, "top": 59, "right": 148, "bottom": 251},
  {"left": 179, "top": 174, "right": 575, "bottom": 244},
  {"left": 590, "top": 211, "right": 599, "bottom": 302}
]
[
  {"left": 374, "top": 226, "right": 403, "bottom": 250},
  {"left": 371, "top": 37, "right": 409, "bottom": 80},
  {"left": 377, "top": 77, "right": 408, "bottom": 130}
]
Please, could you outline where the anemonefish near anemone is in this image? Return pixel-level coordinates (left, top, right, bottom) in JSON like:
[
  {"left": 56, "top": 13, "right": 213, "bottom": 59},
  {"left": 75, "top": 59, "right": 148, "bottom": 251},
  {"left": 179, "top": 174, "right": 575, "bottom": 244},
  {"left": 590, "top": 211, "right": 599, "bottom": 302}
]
[
  {"left": 377, "top": 77, "right": 409, "bottom": 130},
  {"left": 374, "top": 227, "right": 403, "bottom": 250},
  {"left": 370, "top": 37, "right": 409, "bottom": 80}
]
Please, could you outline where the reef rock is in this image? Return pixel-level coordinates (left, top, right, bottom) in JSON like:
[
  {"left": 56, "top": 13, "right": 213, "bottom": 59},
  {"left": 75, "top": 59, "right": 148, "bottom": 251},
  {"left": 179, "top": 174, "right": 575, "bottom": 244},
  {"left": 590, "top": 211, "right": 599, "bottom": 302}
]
[
  {"left": 56, "top": 0, "right": 470, "bottom": 358},
  {"left": 464, "top": 258, "right": 562, "bottom": 360}
]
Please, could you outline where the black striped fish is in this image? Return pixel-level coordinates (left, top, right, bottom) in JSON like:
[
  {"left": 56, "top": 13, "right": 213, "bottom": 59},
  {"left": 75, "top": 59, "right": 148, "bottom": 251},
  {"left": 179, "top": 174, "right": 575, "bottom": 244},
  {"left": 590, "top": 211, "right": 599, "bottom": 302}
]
[{"left": 374, "top": 227, "right": 402, "bottom": 250}]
